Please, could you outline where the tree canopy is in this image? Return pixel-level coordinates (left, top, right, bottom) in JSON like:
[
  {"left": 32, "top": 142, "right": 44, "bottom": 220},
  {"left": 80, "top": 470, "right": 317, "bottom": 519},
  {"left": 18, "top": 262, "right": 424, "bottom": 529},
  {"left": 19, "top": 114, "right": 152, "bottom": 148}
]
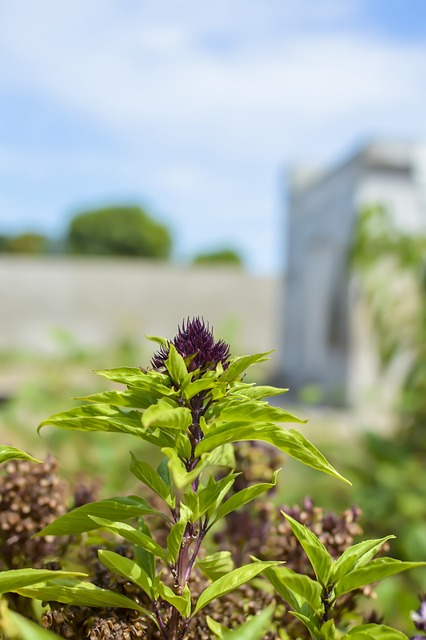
[
  {"left": 67, "top": 206, "right": 172, "bottom": 259},
  {"left": 0, "top": 233, "right": 49, "bottom": 254},
  {"left": 192, "top": 248, "right": 243, "bottom": 267}
]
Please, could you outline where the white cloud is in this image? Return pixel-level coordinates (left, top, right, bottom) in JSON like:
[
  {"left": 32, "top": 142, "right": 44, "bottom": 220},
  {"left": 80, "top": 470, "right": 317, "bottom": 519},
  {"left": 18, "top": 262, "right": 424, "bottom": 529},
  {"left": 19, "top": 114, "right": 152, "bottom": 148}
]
[{"left": 0, "top": 0, "right": 425, "bottom": 272}]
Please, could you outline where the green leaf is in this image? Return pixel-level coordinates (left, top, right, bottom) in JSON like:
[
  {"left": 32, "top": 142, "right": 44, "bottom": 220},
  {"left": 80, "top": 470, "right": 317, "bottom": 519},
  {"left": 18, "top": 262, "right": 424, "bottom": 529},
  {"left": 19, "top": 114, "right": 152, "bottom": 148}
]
[
  {"left": 206, "top": 616, "right": 228, "bottom": 638},
  {"left": 335, "top": 558, "right": 426, "bottom": 597},
  {"left": 36, "top": 496, "right": 164, "bottom": 536},
  {"left": 321, "top": 619, "right": 337, "bottom": 640},
  {"left": 89, "top": 516, "right": 167, "bottom": 562},
  {"left": 196, "top": 551, "right": 235, "bottom": 581},
  {"left": 213, "top": 471, "right": 280, "bottom": 524},
  {"left": 167, "top": 509, "right": 190, "bottom": 564},
  {"left": 142, "top": 400, "right": 192, "bottom": 431},
  {"left": 0, "top": 445, "right": 41, "bottom": 465},
  {"left": 222, "top": 604, "right": 275, "bottom": 639},
  {"left": 162, "top": 447, "right": 211, "bottom": 489},
  {"left": 196, "top": 423, "right": 350, "bottom": 485},
  {"left": 130, "top": 452, "right": 174, "bottom": 507},
  {"left": 134, "top": 517, "right": 156, "bottom": 581},
  {"left": 193, "top": 561, "right": 278, "bottom": 615},
  {"left": 39, "top": 404, "right": 175, "bottom": 448},
  {"left": 331, "top": 536, "right": 395, "bottom": 583},
  {"left": 182, "top": 489, "right": 199, "bottom": 521},
  {"left": 77, "top": 389, "right": 154, "bottom": 410},
  {"left": 158, "top": 582, "right": 191, "bottom": 618},
  {"left": 6, "top": 610, "right": 64, "bottom": 640},
  {"left": 145, "top": 334, "right": 169, "bottom": 348},
  {"left": 156, "top": 456, "right": 172, "bottom": 489},
  {"left": 290, "top": 611, "right": 321, "bottom": 639},
  {"left": 232, "top": 385, "right": 288, "bottom": 401},
  {"left": 264, "top": 566, "right": 322, "bottom": 611},
  {"left": 263, "top": 566, "right": 303, "bottom": 613},
  {"left": 205, "top": 442, "right": 236, "bottom": 468},
  {"left": 264, "top": 565, "right": 321, "bottom": 638},
  {"left": 197, "top": 473, "right": 238, "bottom": 520},
  {"left": 175, "top": 432, "right": 193, "bottom": 460},
  {"left": 16, "top": 578, "right": 156, "bottom": 620},
  {"left": 183, "top": 377, "right": 221, "bottom": 401},
  {"left": 219, "top": 352, "right": 273, "bottom": 382},
  {"left": 165, "top": 344, "right": 188, "bottom": 384},
  {"left": 95, "top": 367, "right": 175, "bottom": 397},
  {"left": 212, "top": 398, "right": 304, "bottom": 425},
  {"left": 98, "top": 549, "right": 155, "bottom": 600},
  {"left": 282, "top": 512, "right": 333, "bottom": 588},
  {"left": 0, "top": 569, "right": 86, "bottom": 594},
  {"left": 340, "top": 624, "right": 408, "bottom": 640}
]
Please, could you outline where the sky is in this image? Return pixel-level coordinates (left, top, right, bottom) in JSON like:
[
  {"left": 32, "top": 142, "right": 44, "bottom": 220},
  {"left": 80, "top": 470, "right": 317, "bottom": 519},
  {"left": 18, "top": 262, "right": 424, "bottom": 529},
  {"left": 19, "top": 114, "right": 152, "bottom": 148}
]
[{"left": 1, "top": 0, "right": 426, "bottom": 274}]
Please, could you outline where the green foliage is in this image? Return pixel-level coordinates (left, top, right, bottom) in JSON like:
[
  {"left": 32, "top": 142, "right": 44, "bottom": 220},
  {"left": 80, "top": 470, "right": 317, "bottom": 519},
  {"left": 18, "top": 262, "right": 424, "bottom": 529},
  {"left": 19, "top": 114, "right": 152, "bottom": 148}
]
[
  {"left": 0, "top": 568, "right": 86, "bottom": 595},
  {"left": 207, "top": 605, "right": 275, "bottom": 639},
  {"left": 15, "top": 579, "right": 154, "bottom": 617},
  {"left": 0, "top": 446, "right": 40, "bottom": 465},
  {"left": 97, "top": 549, "right": 156, "bottom": 601},
  {"left": 192, "top": 561, "right": 279, "bottom": 615},
  {"left": 0, "top": 233, "right": 49, "bottom": 254},
  {"left": 265, "top": 513, "right": 425, "bottom": 639},
  {"left": 349, "top": 206, "right": 426, "bottom": 623},
  {"left": 281, "top": 513, "right": 333, "bottom": 587},
  {"left": 192, "top": 248, "right": 244, "bottom": 267},
  {"left": 351, "top": 205, "right": 426, "bottom": 432},
  {"left": 196, "top": 551, "right": 235, "bottom": 581},
  {"left": 67, "top": 205, "right": 172, "bottom": 258},
  {"left": 340, "top": 625, "right": 408, "bottom": 640},
  {"left": 39, "top": 351, "right": 347, "bottom": 484},
  {"left": 212, "top": 470, "right": 280, "bottom": 523},
  {"left": 33, "top": 324, "right": 355, "bottom": 639},
  {"left": 2, "top": 318, "right": 425, "bottom": 639},
  {"left": 90, "top": 517, "right": 167, "bottom": 561},
  {"left": 36, "top": 495, "right": 165, "bottom": 536}
]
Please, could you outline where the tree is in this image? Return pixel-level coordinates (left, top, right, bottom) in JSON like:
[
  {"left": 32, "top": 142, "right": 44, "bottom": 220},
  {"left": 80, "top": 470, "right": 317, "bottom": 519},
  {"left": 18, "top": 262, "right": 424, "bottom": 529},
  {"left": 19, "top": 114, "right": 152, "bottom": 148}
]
[
  {"left": 192, "top": 248, "right": 243, "bottom": 267},
  {"left": 67, "top": 206, "right": 172, "bottom": 259},
  {"left": 0, "top": 233, "right": 49, "bottom": 254}
]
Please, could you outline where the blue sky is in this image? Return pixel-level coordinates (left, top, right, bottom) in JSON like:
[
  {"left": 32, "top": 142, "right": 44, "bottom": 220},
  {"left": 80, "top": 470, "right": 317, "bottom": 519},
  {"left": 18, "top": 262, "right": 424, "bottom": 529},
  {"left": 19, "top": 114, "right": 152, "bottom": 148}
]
[{"left": 1, "top": 0, "right": 425, "bottom": 273}]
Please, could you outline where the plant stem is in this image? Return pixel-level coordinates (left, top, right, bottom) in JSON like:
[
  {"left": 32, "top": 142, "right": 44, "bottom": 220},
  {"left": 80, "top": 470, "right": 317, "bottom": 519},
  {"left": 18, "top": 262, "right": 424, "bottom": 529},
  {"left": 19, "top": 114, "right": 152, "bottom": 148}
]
[
  {"left": 185, "top": 528, "right": 205, "bottom": 582},
  {"left": 168, "top": 524, "right": 192, "bottom": 640},
  {"left": 154, "top": 601, "right": 169, "bottom": 640},
  {"left": 167, "top": 400, "right": 207, "bottom": 639}
]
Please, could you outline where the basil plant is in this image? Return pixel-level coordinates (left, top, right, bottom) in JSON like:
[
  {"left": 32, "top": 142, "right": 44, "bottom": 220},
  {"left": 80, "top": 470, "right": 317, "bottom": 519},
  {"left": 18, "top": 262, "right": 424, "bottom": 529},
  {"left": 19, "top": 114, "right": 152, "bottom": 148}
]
[{"left": 8, "top": 318, "right": 423, "bottom": 640}]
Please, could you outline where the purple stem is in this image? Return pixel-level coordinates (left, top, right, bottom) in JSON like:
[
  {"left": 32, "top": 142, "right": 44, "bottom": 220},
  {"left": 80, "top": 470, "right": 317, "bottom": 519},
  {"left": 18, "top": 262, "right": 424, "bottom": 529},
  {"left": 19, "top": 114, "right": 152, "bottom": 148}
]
[
  {"left": 185, "top": 529, "right": 205, "bottom": 582},
  {"left": 154, "top": 601, "right": 169, "bottom": 640}
]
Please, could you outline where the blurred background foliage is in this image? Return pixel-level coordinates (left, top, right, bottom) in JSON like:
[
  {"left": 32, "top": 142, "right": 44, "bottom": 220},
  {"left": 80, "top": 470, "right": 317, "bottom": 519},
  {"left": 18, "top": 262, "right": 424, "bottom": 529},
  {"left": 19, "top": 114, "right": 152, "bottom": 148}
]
[
  {"left": 68, "top": 206, "right": 172, "bottom": 258},
  {"left": 0, "top": 206, "right": 244, "bottom": 267},
  {"left": 348, "top": 206, "right": 426, "bottom": 627},
  {"left": 0, "top": 233, "right": 49, "bottom": 255},
  {"left": 281, "top": 206, "right": 426, "bottom": 628},
  {"left": 0, "top": 336, "right": 152, "bottom": 497},
  {"left": 191, "top": 248, "right": 244, "bottom": 267}
]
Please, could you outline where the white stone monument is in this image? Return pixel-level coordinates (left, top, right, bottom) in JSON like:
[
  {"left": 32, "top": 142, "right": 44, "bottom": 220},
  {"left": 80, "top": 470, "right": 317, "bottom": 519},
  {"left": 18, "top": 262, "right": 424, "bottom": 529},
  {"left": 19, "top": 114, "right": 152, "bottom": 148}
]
[{"left": 282, "top": 140, "right": 426, "bottom": 407}]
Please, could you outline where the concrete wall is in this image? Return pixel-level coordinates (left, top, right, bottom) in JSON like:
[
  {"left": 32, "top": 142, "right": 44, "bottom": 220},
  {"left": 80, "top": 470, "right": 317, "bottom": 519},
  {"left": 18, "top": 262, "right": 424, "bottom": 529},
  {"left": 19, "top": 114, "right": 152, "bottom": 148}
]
[{"left": 1, "top": 256, "right": 282, "bottom": 373}]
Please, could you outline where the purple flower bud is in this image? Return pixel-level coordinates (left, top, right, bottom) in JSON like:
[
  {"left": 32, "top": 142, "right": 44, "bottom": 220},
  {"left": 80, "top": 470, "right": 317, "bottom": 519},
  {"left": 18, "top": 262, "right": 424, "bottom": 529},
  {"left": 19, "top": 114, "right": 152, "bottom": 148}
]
[
  {"left": 151, "top": 317, "right": 231, "bottom": 373},
  {"left": 412, "top": 596, "right": 426, "bottom": 632}
]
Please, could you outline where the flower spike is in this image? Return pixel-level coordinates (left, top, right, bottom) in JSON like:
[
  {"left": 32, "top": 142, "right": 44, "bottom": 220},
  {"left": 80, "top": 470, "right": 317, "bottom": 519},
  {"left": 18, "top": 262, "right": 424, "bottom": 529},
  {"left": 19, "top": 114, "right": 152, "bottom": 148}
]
[{"left": 151, "top": 317, "right": 231, "bottom": 372}]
